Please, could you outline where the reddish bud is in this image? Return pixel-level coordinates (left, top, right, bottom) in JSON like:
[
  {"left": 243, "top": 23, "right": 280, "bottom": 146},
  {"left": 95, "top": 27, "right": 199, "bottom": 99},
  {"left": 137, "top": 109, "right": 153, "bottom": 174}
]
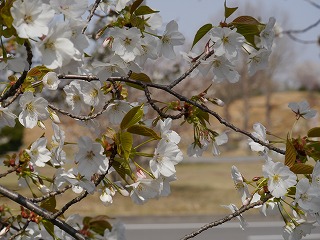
[{"left": 252, "top": 176, "right": 261, "bottom": 181}]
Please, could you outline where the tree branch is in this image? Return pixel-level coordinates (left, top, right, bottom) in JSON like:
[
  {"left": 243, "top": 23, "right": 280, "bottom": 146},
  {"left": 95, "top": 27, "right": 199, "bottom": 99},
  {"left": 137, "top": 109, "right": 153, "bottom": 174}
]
[
  {"left": 0, "top": 41, "right": 32, "bottom": 104},
  {"left": 0, "top": 184, "right": 87, "bottom": 240},
  {"left": 57, "top": 74, "right": 286, "bottom": 155},
  {"left": 282, "top": 18, "right": 320, "bottom": 44},
  {"left": 180, "top": 194, "right": 272, "bottom": 240},
  {"left": 82, "top": 0, "right": 102, "bottom": 34}
]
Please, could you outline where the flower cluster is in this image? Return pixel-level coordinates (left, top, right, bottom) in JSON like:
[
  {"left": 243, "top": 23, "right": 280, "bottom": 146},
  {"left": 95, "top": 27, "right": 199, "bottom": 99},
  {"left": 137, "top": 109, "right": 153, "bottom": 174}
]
[{"left": 228, "top": 100, "right": 319, "bottom": 240}]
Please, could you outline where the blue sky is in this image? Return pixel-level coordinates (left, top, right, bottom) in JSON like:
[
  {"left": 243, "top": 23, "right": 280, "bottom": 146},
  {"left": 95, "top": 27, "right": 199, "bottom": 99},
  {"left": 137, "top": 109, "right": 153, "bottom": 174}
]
[{"left": 148, "top": 0, "right": 320, "bottom": 63}]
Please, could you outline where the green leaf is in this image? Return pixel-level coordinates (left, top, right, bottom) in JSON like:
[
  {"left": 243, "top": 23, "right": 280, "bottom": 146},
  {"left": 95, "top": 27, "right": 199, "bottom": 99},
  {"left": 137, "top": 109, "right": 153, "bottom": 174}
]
[
  {"left": 27, "top": 66, "right": 51, "bottom": 79},
  {"left": 191, "top": 23, "right": 212, "bottom": 49},
  {"left": 134, "top": 6, "right": 159, "bottom": 16},
  {"left": 308, "top": 127, "right": 320, "bottom": 138},
  {"left": 0, "top": 0, "right": 14, "bottom": 28},
  {"left": 89, "top": 215, "right": 112, "bottom": 235},
  {"left": 119, "top": 132, "right": 133, "bottom": 160},
  {"left": 195, "top": 109, "right": 210, "bottom": 126},
  {"left": 305, "top": 142, "right": 320, "bottom": 161},
  {"left": 286, "top": 186, "right": 296, "bottom": 196},
  {"left": 113, "top": 157, "right": 133, "bottom": 180},
  {"left": 120, "top": 105, "right": 144, "bottom": 130},
  {"left": 130, "top": 0, "right": 144, "bottom": 14},
  {"left": 127, "top": 125, "right": 161, "bottom": 139},
  {"left": 224, "top": 0, "right": 238, "bottom": 19},
  {"left": 290, "top": 163, "right": 314, "bottom": 174},
  {"left": 1, "top": 27, "right": 16, "bottom": 38},
  {"left": 42, "top": 220, "right": 55, "bottom": 238},
  {"left": 127, "top": 72, "right": 152, "bottom": 90},
  {"left": 231, "top": 16, "right": 262, "bottom": 46},
  {"left": 285, "top": 139, "right": 296, "bottom": 168},
  {"left": 40, "top": 196, "right": 56, "bottom": 212}
]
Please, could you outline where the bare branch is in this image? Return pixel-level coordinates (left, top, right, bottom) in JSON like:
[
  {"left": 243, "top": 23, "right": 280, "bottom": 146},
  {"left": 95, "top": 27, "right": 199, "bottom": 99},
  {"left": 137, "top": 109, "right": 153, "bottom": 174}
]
[
  {"left": 82, "top": 0, "right": 102, "bottom": 34},
  {"left": 48, "top": 101, "right": 111, "bottom": 121},
  {"left": 305, "top": 0, "right": 320, "bottom": 9},
  {"left": 0, "top": 166, "right": 19, "bottom": 179},
  {"left": 282, "top": 18, "right": 320, "bottom": 44},
  {"left": 0, "top": 184, "right": 86, "bottom": 240},
  {"left": 180, "top": 194, "right": 272, "bottom": 240},
  {"left": 0, "top": 41, "right": 32, "bottom": 104},
  {"left": 28, "top": 185, "right": 72, "bottom": 203},
  {"left": 8, "top": 220, "right": 30, "bottom": 240}
]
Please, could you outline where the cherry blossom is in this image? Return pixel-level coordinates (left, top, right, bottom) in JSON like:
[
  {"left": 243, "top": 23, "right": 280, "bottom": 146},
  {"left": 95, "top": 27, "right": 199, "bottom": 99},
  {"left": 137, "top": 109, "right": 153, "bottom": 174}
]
[
  {"left": 37, "top": 22, "right": 79, "bottom": 69},
  {"left": 311, "top": 161, "right": 320, "bottom": 188},
  {"left": 50, "top": 123, "right": 66, "bottom": 166},
  {"left": 128, "top": 178, "right": 161, "bottom": 205},
  {"left": 100, "top": 187, "right": 116, "bottom": 206},
  {"left": 103, "top": 221, "right": 127, "bottom": 240},
  {"left": 262, "top": 160, "right": 297, "bottom": 198},
  {"left": 115, "top": 0, "right": 132, "bottom": 11},
  {"left": 260, "top": 17, "right": 276, "bottom": 50},
  {"left": 248, "top": 49, "right": 271, "bottom": 76},
  {"left": 19, "top": 92, "right": 49, "bottom": 129},
  {"left": 158, "top": 118, "right": 181, "bottom": 144},
  {"left": 210, "top": 27, "right": 245, "bottom": 60},
  {"left": 212, "top": 131, "right": 229, "bottom": 155},
  {"left": 50, "top": 0, "right": 88, "bottom": 19},
  {"left": 149, "top": 139, "right": 183, "bottom": 178},
  {"left": 231, "top": 166, "right": 250, "bottom": 204},
  {"left": 55, "top": 168, "right": 95, "bottom": 194},
  {"left": 110, "top": 27, "right": 143, "bottom": 62},
  {"left": 158, "top": 20, "right": 185, "bottom": 59},
  {"left": 200, "top": 55, "right": 240, "bottom": 83},
  {"left": 0, "top": 107, "right": 17, "bottom": 128},
  {"left": 288, "top": 100, "right": 317, "bottom": 119},
  {"left": 75, "top": 137, "right": 109, "bottom": 179},
  {"left": 248, "top": 123, "right": 269, "bottom": 152},
  {"left": 42, "top": 72, "right": 60, "bottom": 90},
  {"left": 11, "top": 0, "right": 55, "bottom": 39},
  {"left": 295, "top": 178, "right": 320, "bottom": 212},
  {"left": 79, "top": 80, "right": 105, "bottom": 107},
  {"left": 105, "top": 100, "right": 132, "bottom": 125},
  {"left": 25, "top": 137, "right": 51, "bottom": 167},
  {"left": 187, "top": 138, "right": 210, "bottom": 157},
  {"left": 282, "top": 219, "right": 315, "bottom": 240},
  {"left": 63, "top": 81, "right": 85, "bottom": 115}
]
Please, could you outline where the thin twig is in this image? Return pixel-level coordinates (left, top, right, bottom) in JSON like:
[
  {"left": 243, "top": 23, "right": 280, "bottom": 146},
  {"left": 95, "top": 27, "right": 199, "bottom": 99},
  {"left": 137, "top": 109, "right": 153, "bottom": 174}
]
[
  {"left": 282, "top": 18, "right": 320, "bottom": 44},
  {"left": 27, "top": 185, "right": 72, "bottom": 203},
  {"left": 169, "top": 49, "right": 215, "bottom": 89},
  {"left": 180, "top": 194, "right": 272, "bottom": 240},
  {"left": 8, "top": 219, "right": 30, "bottom": 240},
  {"left": 0, "top": 166, "right": 19, "bottom": 178},
  {"left": 144, "top": 86, "right": 185, "bottom": 119},
  {"left": 305, "top": 0, "right": 320, "bottom": 9},
  {"left": 0, "top": 41, "right": 32, "bottom": 104},
  {"left": 48, "top": 101, "right": 111, "bottom": 121},
  {"left": 82, "top": 0, "right": 102, "bottom": 34}
]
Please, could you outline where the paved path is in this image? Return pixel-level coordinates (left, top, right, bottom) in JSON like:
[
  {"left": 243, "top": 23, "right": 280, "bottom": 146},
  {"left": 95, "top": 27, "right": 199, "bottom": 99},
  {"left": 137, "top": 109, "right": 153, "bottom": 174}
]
[{"left": 119, "top": 216, "right": 320, "bottom": 240}]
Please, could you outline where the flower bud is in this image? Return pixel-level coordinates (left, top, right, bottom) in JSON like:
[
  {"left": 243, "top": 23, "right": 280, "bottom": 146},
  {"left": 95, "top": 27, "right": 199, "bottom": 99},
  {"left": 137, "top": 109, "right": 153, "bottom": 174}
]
[{"left": 50, "top": 111, "right": 60, "bottom": 124}]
